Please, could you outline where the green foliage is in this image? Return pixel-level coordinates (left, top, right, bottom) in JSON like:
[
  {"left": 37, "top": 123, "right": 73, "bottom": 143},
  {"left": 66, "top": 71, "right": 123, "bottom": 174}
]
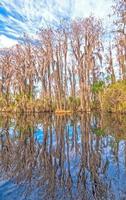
[
  {"left": 92, "top": 81, "right": 105, "bottom": 94},
  {"left": 102, "top": 81, "right": 126, "bottom": 113},
  {"left": 67, "top": 96, "right": 80, "bottom": 111},
  {"left": 93, "top": 127, "right": 105, "bottom": 136}
]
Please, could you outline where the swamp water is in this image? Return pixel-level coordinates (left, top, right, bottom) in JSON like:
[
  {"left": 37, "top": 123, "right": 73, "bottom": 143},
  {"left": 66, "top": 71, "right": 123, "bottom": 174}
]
[{"left": 0, "top": 113, "right": 126, "bottom": 200}]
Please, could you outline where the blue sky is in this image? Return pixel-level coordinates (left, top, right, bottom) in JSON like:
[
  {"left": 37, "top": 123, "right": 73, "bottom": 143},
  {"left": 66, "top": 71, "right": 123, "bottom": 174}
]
[{"left": 0, "top": 0, "right": 113, "bottom": 48}]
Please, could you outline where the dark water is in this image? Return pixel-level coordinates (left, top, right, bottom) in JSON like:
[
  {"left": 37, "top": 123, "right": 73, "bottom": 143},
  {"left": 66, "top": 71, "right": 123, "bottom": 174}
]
[{"left": 0, "top": 113, "right": 126, "bottom": 200}]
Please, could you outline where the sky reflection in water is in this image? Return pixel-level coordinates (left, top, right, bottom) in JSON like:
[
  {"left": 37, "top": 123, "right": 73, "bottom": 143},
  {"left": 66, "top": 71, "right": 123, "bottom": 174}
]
[{"left": 0, "top": 113, "right": 126, "bottom": 200}]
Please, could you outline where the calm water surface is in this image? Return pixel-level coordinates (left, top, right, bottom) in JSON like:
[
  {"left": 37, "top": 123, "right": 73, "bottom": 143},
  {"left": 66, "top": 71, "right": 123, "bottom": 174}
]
[{"left": 0, "top": 113, "right": 126, "bottom": 200}]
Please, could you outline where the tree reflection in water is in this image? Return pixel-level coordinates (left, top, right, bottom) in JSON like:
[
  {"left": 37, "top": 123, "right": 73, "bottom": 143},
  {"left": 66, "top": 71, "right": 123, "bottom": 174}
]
[{"left": 0, "top": 113, "right": 126, "bottom": 200}]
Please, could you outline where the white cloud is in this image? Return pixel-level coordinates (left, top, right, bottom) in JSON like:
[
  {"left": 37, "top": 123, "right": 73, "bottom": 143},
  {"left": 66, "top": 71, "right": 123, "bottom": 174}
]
[
  {"left": 72, "top": 0, "right": 92, "bottom": 18},
  {"left": 0, "top": 0, "right": 113, "bottom": 47},
  {"left": 72, "top": 0, "right": 113, "bottom": 19},
  {"left": 0, "top": 35, "right": 17, "bottom": 48}
]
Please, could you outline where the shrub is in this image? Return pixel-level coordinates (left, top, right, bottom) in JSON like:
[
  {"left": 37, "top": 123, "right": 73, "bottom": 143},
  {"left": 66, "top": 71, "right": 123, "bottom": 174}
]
[{"left": 102, "top": 81, "right": 126, "bottom": 113}]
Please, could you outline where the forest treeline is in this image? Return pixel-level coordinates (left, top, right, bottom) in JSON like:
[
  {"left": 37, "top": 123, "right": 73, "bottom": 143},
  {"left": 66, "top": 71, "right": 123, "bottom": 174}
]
[{"left": 0, "top": 0, "right": 125, "bottom": 113}]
